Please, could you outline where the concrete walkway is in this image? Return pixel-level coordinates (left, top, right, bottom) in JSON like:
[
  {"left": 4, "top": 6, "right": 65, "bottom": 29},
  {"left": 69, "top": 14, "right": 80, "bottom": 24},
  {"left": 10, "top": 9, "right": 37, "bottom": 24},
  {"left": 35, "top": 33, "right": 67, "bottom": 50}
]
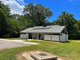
[{"left": 0, "top": 39, "right": 38, "bottom": 50}]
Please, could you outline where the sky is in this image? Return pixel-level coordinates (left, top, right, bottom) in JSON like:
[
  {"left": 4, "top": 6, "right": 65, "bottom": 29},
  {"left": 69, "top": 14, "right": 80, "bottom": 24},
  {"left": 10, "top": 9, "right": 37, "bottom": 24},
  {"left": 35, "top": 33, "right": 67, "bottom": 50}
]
[{"left": 0, "top": 0, "right": 80, "bottom": 22}]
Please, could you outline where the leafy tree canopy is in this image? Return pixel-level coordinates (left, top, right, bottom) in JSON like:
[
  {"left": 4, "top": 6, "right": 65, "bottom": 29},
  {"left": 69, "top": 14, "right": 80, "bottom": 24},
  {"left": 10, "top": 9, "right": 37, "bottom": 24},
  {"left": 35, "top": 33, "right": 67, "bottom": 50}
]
[
  {"left": 0, "top": 1, "right": 10, "bottom": 37},
  {"left": 24, "top": 3, "right": 52, "bottom": 26}
]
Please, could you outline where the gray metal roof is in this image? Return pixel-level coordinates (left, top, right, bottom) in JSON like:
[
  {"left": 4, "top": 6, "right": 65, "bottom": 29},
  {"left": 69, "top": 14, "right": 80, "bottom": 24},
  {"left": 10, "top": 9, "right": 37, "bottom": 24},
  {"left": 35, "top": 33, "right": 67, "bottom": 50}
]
[{"left": 20, "top": 25, "right": 65, "bottom": 33}]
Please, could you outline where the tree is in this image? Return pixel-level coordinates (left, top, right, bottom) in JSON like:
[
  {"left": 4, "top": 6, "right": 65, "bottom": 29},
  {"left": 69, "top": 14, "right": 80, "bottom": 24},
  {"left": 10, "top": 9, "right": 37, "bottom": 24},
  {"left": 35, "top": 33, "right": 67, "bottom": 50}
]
[
  {"left": 52, "top": 11, "right": 79, "bottom": 39},
  {"left": 10, "top": 14, "right": 19, "bottom": 19},
  {"left": 45, "top": 20, "right": 52, "bottom": 26},
  {"left": 17, "top": 15, "right": 32, "bottom": 30},
  {"left": 8, "top": 18, "right": 20, "bottom": 37},
  {"left": 0, "top": 1, "right": 10, "bottom": 37},
  {"left": 23, "top": 3, "right": 52, "bottom": 26},
  {"left": 77, "top": 20, "right": 80, "bottom": 39},
  {"left": 77, "top": 20, "right": 80, "bottom": 30}
]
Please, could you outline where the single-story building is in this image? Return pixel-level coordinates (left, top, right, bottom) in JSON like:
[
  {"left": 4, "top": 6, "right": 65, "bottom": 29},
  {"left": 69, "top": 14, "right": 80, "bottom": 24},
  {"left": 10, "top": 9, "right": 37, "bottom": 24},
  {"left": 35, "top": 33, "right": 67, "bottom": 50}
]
[{"left": 20, "top": 25, "right": 68, "bottom": 42}]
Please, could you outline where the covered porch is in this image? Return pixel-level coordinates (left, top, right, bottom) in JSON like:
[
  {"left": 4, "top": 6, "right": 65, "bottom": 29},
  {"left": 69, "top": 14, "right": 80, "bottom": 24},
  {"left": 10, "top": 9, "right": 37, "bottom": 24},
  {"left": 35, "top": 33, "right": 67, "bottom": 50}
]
[{"left": 28, "top": 33, "right": 44, "bottom": 40}]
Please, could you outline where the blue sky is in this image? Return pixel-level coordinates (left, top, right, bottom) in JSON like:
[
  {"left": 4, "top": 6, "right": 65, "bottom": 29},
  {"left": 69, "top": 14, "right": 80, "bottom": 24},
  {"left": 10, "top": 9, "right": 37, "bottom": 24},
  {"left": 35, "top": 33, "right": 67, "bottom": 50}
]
[
  {"left": 24, "top": 0, "right": 80, "bottom": 22},
  {"left": 1, "top": 0, "right": 80, "bottom": 22}
]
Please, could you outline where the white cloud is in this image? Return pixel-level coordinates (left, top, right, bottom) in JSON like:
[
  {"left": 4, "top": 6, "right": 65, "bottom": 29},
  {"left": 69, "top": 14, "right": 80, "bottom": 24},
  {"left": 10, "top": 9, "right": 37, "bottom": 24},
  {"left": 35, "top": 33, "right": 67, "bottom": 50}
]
[
  {"left": 0, "top": 0, "right": 25, "bottom": 15},
  {"left": 17, "top": 0, "right": 25, "bottom": 5}
]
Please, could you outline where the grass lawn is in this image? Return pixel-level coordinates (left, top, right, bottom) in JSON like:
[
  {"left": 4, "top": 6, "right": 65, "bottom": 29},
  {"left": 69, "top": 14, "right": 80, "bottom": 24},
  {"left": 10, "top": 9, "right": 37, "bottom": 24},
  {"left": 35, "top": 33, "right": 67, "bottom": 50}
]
[{"left": 0, "top": 40, "right": 80, "bottom": 60}]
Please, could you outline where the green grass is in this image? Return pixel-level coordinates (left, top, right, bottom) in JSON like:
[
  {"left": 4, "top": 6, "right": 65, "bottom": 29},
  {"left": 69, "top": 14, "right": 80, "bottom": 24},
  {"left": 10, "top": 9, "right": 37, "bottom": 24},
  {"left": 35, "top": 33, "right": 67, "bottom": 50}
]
[{"left": 0, "top": 40, "right": 80, "bottom": 60}]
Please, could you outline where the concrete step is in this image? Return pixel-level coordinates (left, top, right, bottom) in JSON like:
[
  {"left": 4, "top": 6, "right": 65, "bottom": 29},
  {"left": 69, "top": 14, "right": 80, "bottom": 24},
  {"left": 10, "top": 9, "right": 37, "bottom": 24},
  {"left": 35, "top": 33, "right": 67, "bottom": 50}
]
[{"left": 22, "top": 52, "right": 35, "bottom": 60}]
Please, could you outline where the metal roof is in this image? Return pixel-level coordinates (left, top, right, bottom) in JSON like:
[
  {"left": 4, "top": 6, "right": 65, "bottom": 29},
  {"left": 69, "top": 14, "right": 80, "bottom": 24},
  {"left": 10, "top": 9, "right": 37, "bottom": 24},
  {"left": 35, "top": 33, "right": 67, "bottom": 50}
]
[{"left": 20, "top": 25, "right": 65, "bottom": 33}]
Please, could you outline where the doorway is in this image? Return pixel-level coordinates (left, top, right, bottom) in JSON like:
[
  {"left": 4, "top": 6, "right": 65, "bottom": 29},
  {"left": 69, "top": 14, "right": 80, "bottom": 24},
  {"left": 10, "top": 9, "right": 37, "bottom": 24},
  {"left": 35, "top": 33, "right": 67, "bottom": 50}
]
[{"left": 29, "top": 33, "right": 32, "bottom": 39}]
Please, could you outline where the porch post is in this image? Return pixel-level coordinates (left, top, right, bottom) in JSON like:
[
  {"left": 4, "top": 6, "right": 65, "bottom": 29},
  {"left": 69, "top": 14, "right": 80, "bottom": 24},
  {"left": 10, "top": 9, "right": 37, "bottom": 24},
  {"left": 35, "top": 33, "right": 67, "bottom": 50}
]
[
  {"left": 32, "top": 33, "right": 33, "bottom": 39},
  {"left": 37, "top": 34, "right": 39, "bottom": 40}
]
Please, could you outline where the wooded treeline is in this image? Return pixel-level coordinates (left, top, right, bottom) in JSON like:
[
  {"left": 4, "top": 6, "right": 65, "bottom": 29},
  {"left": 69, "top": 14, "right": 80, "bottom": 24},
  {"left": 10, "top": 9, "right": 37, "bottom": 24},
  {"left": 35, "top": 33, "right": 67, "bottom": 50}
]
[{"left": 0, "top": 1, "right": 80, "bottom": 39}]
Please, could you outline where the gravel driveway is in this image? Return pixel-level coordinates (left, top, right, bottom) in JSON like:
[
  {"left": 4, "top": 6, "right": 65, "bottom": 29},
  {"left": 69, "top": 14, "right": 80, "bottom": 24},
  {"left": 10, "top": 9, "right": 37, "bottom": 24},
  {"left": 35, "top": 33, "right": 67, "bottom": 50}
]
[{"left": 0, "top": 40, "right": 37, "bottom": 50}]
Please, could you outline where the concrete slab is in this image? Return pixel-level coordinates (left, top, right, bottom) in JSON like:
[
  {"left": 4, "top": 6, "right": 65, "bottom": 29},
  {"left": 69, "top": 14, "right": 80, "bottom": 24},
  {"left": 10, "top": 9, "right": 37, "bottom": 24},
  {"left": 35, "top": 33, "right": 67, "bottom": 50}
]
[
  {"left": 22, "top": 53, "right": 35, "bottom": 60},
  {"left": 30, "top": 51, "right": 57, "bottom": 60},
  {"left": 17, "top": 51, "right": 60, "bottom": 60}
]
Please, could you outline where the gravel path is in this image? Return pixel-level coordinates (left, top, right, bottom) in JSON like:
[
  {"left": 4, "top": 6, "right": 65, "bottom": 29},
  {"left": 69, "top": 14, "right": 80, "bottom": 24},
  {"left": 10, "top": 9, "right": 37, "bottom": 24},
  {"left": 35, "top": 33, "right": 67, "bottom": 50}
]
[{"left": 0, "top": 39, "right": 38, "bottom": 50}]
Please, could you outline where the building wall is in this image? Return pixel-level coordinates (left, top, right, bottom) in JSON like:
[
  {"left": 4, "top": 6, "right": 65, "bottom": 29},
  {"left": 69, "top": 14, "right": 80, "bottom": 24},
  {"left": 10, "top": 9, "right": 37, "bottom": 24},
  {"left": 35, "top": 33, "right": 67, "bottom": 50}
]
[
  {"left": 60, "top": 34, "right": 68, "bottom": 42},
  {"left": 44, "top": 34, "right": 59, "bottom": 41},
  {"left": 44, "top": 34, "right": 68, "bottom": 42},
  {"left": 20, "top": 33, "right": 28, "bottom": 38},
  {"left": 44, "top": 35, "right": 51, "bottom": 40},
  {"left": 52, "top": 35, "right": 59, "bottom": 41},
  {"left": 20, "top": 33, "right": 68, "bottom": 42}
]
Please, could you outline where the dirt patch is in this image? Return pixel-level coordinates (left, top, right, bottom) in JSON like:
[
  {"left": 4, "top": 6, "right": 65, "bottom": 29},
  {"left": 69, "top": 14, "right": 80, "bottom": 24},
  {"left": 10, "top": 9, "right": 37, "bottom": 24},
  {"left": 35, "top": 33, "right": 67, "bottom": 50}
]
[{"left": 16, "top": 50, "right": 72, "bottom": 60}]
